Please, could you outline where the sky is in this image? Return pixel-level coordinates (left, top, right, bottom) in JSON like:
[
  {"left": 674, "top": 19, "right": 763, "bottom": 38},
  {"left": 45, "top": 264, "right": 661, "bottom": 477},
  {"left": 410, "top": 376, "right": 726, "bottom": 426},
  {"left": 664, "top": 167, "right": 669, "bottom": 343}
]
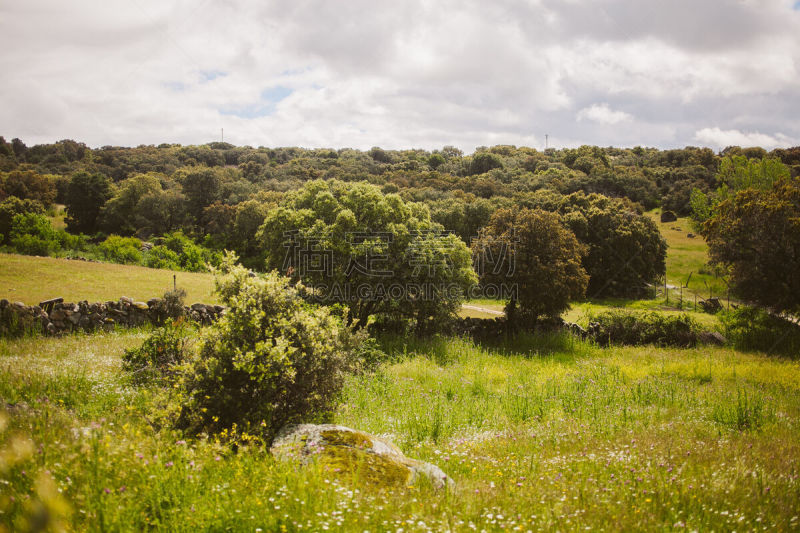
[{"left": 2, "top": 0, "right": 799, "bottom": 153}]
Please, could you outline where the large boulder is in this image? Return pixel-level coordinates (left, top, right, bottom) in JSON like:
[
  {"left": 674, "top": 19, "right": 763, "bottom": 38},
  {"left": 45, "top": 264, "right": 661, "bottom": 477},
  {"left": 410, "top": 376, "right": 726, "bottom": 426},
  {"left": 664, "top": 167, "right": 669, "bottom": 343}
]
[{"left": 270, "top": 424, "right": 453, "bottom": 490}]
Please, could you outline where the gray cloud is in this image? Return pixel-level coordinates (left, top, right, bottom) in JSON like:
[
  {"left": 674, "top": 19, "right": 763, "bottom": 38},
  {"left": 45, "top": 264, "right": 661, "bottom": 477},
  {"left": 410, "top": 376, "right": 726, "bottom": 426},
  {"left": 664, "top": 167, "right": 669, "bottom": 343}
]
[{"left": 1, "top": 0, "right": 798, "bottom": 151}]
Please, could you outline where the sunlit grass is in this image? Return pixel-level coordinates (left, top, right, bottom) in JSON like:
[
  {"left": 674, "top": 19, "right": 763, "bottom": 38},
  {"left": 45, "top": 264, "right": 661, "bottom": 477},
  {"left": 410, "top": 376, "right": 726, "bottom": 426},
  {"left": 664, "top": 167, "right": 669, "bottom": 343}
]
[
  {"left": 2, "top": 330, "right": 799, "bottom": 530},
  {"left": 0, "top": 252, "right": 218, "bottom": 304}
]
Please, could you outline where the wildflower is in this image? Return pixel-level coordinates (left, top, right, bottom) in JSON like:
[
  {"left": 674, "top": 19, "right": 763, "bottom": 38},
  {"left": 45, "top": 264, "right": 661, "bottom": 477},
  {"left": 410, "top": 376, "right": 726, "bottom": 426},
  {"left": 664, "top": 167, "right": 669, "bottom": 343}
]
[
  {"left": 104, "top": 488, "right": 111, "bottom": 494},
  {"left": 165, "top": 461, "right": 174, "bottom": 468}
]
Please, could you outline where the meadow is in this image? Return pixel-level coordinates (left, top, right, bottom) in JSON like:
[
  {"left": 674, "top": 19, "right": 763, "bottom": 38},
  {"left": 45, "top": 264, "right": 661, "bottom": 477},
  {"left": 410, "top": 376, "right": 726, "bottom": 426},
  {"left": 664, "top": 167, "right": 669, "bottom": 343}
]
[
  {"left": 2, "top": 329, "right": 799, "bottom": 531},
  {"left": 0, "top": 253, "right": 218, "bottom": 305},
  {"left": 1, "top": 216, "right": 799, "bottom": 531}
]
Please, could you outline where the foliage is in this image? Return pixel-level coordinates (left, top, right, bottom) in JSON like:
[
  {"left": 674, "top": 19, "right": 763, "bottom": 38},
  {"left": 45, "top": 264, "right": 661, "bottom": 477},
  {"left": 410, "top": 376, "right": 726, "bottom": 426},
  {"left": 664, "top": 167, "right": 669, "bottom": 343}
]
[
  {"left": 691, "top": 155, "right": 791, "bottom": 230},
  {"left": 0, "top": 196, "right": 45, "bottom": 245},
  {"left": 472, "top": 208, "right": 587, "bottom": 324},
  {"left": 0, "top": 169, "right": 57, "bottom": 206},
  {"left": 162, "top": 231, "right": 222, "bottom": 272},
  {"left": 177, "top": 255, "right": 359, "bottom": 439},
  {"left": 519, "top": 192, "right": 667, "bottom": 298},
  {"left": 702, "top": 178, "right": 800, "bottom": 313},
  {"left": 588, "top": 309, "right": 701, "bottom": 347},
  {"left": 719, "top": 306, "right": 800, "bottom": 357},
  {"left": 259, "top": 180, "right": 476, "bottom": 332},
  {"left": 100, "top": 173, "right": 164, "bottom": 235},
  {"left": 8, "top": 213, "right": 62, "bottom": 256},
  {"left": 144, "top": 245, "right": 182, "bottom": 270},
  {"left": 98, "top": 235, "right": 143, "bottom": 264},
  {"left": 122, "top": 319, "right": 193, "bottom": 382},
  {"left": 65, "top": 171, "right": 112, "bottom": 234}
]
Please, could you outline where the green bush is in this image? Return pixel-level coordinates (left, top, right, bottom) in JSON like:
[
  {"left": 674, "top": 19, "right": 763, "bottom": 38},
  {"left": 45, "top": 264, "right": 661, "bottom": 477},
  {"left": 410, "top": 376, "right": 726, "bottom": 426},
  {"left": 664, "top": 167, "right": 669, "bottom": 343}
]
[
  {"left": 122, "top": 319, "right": 192, "bottom": 382},
  {"left": 177, "top": 255, "right": 361, "bottom": 439},
  {"left": 0, "top": 197, "right": 45, "bottom": 245},
  {"left": 145, "top": 245, "right": 182, "bottom": 270},
  {"left": 9, "top": 213, "right": 60, "bottom": 256},
  {"left": 589, "top": 310, "right": 700, "bottom": 347},
  {"left": 163, "top": 231, "right": 222, "bottom": 272},
  {"left": 720, "top": 306, "right": 800, "bottom": 357},
  {"left": 99, "top": 235, "right": 143, "bottom": 264}
]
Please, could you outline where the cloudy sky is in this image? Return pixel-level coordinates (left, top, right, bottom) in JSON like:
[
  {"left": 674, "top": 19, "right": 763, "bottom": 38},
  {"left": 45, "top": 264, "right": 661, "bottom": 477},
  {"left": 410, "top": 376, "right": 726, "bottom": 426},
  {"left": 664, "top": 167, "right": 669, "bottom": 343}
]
[{"left": 2, "top": 0, "right": 800, "bottom": 152}]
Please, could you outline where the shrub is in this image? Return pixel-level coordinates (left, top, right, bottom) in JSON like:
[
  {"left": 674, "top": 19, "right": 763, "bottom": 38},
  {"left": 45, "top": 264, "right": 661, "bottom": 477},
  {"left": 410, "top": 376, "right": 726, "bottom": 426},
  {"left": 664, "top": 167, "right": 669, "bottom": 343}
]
[
  {"left": 145, "top": 245, "right": 181, "bottom": 270},
  {"left": 9, "top": 213, "right": 60, "bottom": 256},
  {"left": 0, "top": 197, "right": 45, "bottom": 245},
  {"left": 122, "top": 319, "right": 192, "bottom": 382},
  {"left": 589, "top": 310, "right": 700, "bottom": 347},
  {"left": 719, "top": 306, "right": 800, "bottom": 357},
  {"left": 163, "top": 231, "right": 222, "bottom": 272},
  {"left": 147, "top": 288, "right": 187, "bottom": 325},
  {"left": 98, "top": 235, "right": 143, "bottom": 264},
  {"left": 177, "top": 255, "right": 360, "bottom": 439}
]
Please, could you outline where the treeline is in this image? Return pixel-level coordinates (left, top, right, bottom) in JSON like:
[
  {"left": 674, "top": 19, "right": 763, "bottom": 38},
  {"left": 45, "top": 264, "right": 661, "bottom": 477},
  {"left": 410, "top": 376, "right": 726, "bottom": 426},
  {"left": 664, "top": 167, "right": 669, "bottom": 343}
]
[{"left": 1, "top": 137, "right": 799, "bottom": 315}]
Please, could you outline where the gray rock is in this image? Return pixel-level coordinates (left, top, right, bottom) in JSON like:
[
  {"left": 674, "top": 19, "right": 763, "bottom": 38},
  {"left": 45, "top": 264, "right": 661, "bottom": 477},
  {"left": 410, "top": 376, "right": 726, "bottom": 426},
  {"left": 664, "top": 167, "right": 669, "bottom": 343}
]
[
  {"left": 271, "top": 424, "right": 454, "bottom": 490},
  {"left": 699, "top": 331, "right": 727, "bottom": 346}
]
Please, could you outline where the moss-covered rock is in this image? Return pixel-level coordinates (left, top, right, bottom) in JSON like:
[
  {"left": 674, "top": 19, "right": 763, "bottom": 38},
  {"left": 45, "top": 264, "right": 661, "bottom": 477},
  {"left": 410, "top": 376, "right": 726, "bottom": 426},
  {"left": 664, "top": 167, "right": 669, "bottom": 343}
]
[{"left": 270, "top": 424, "right": 453, "bottom": 490}]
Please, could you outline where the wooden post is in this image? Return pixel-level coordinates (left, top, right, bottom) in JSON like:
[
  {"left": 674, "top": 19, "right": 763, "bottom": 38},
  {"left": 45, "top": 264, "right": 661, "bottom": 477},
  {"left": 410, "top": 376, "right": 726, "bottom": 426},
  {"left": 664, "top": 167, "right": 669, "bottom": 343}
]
[{"left": 173, "top": 274, "right": 176, "bottom": 291}]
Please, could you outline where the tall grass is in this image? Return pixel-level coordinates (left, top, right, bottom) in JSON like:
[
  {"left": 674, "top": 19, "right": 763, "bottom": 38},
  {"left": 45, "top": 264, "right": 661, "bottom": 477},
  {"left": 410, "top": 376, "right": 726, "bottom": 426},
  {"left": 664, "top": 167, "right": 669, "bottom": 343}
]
[{"left": 2, "top": 330, "right": 800, "bottom": 531}]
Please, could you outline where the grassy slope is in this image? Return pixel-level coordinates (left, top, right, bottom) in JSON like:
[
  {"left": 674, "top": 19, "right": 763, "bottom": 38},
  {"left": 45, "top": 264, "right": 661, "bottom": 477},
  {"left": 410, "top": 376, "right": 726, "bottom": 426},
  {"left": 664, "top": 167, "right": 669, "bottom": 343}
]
[
  {"left": 1, "top": 332, "right": 798, "bottom": 530},
  {"left": 0, "top": 253, "right": 218, "bottom": 305},
  {"left": 646, "top": 209, "right": 728, "bottom": 298}
]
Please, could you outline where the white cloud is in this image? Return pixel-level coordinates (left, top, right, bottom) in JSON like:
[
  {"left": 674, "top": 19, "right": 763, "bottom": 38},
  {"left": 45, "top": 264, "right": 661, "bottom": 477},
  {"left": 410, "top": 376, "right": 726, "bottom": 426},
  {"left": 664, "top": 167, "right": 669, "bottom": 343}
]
[
  {"left": 1, "top": 0, "right": 799, "bottom": 151},
  {"left": 576, "top": 103, "right": 632, "bottom": 125},
  {"left": 694, "top": 128, "right": 797, "bottom": 150}
]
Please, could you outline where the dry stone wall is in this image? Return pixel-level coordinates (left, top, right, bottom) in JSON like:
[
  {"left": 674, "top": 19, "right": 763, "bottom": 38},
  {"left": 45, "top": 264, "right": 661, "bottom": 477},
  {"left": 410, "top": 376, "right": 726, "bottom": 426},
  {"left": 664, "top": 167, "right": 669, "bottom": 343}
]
[{"left": 0, "top": 296, "right": 224, "bottom": 336}]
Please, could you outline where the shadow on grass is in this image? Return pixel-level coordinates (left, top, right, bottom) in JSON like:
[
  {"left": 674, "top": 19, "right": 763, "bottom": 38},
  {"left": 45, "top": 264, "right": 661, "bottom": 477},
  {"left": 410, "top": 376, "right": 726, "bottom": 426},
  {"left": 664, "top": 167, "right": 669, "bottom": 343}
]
[{"left": 376, "top": 330, "right": 596, "bottom": 366}]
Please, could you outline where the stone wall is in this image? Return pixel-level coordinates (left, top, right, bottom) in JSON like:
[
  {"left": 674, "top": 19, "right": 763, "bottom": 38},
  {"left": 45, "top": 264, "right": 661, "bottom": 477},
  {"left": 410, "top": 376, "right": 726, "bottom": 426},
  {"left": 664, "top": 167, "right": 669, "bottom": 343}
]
[{"left": 0, "top": 296, "right": 224, "bottom": 337}]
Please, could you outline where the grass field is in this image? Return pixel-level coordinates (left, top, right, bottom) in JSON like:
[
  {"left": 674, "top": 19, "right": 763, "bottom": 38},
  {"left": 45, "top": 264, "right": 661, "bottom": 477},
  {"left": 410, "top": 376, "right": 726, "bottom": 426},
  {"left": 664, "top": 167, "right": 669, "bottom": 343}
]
[
  {"left": 1, "top": 331, "right": 798, "bottom": 531},
  {"left": 646, "top": 209, "right": 729, "bottom": 299},
  {"left": 0, "top": 253, "right": 218, "bottom": 305}
]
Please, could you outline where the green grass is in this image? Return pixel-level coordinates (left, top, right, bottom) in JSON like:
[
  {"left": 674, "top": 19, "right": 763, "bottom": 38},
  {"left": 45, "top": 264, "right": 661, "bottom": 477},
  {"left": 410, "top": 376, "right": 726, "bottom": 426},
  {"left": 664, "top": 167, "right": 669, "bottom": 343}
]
[
  {"left": 646, "top": 209, "right": 729, "bottom": 299},
  {"left": 2, "top": 331, "right": 799, "bottom": 531},
  {"left": 0, "top": 252, "right": 218, "bottom": 305}
]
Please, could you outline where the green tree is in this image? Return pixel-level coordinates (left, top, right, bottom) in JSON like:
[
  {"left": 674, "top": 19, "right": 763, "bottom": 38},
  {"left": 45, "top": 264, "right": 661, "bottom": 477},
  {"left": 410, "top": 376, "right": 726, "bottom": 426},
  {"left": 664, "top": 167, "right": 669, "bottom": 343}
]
[
  {"left": 100, "top": 173, "right": 163, "bottom": 235},
  {"left": 135, "top": 189, "right": 189, "bottom": 235},
  {"left": 469, "top": 152, "right": 503, "bottom": 175},
  {"left": 702, "top": 178, "right": 800, "bottom": 313},
  {"left": 258, "top": 180, "right": 477, "bottom": 331},
  {"left": 472, "top": 208, "right": 587, "bottom": 326},
  {"left": 517, "top": 191, "right": 667, "bottom": 298},
  {"left": 0, "top": 170, "right": 57, "bottom": 206},
  {"left": 65, "top": 172, "right": 112, "bottom": 234},
  {"left": 180, "top": 167, "right": 222, "bottom": 219},
  {"left": 691, "top": 155, "right": 791, "bottom": 229}
]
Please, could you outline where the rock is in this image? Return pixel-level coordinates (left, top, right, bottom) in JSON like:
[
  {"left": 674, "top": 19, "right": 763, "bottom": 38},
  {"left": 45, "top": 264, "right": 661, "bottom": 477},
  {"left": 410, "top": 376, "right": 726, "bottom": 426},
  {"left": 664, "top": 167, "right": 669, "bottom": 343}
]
[
  {"left": 660, "top": 210, "right": 678, "bottom": 223},
  {"left": 271, "top": 424, "right": 454, "bottom": 490},
  {"left": 699, "top": 297, "right": 723, "bottom": 314},
  {"left": 699, "top": 331, "right": 727, "bottom": 346},
  {"left": 687, "top": 233, "right": 695, "bottom": 238},
  {"left": 132, "top": 301, "right": 149, "bottom": 311},
  {"left": 120, "top": 296, "right": 134, "bottom": 304}
]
